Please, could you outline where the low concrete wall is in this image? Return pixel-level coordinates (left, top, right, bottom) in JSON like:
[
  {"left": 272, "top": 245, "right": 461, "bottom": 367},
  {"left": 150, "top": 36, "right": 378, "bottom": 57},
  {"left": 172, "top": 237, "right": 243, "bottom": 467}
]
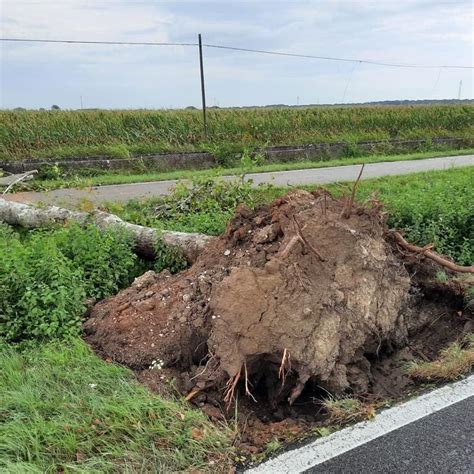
[{"left": 1, "top": 137, "right": 471, "bottom": 174}]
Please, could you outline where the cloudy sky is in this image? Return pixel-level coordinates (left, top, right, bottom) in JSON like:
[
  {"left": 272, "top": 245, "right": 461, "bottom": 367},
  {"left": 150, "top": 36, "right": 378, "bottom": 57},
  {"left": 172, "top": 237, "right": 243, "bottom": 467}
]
[{"left": 0, "top": 0, "right": 472, "bottom": 109}]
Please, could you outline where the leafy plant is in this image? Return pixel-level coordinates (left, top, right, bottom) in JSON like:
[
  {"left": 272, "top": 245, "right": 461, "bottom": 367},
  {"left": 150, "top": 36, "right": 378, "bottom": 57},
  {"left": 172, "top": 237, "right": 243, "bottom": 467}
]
[
  {"left": 154, "top": 238, "right": 188, "bottom": 274},
  {"left": 240, "top": 147, "right": 266, "bottom": 171},
  {"left": 53, "top": 224, "right": 138, "bottom": 300},
  {"left": 0, "top": 226, "right": 85, "bottom": 343},
  {"left": 37, "top": 163, "right": 64, "bottom": 180},
  {"left": 348, "top": 167, "right": 474, "bottom": 265},
  {"left": 435, "top": 271, "right": 449, "bottom": 283},
  {"left": 0, "top": 223, "right": 147, "bottom": 343},
  {"left": 131, "top": 174, "right": 264, "bottom": 235}
]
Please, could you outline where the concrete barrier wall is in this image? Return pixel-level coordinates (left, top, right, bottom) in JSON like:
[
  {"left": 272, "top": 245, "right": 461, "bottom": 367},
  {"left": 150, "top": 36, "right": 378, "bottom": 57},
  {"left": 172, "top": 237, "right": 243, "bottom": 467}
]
[{"left": 1, "top": 137, "right": 471, "bottom": 174}]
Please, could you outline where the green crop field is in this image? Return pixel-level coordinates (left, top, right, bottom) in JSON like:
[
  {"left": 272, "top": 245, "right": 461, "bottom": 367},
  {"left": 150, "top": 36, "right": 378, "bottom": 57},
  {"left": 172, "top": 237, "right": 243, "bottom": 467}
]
[{"left": 0, "top": 105, "right": 473, "bottom": 161}]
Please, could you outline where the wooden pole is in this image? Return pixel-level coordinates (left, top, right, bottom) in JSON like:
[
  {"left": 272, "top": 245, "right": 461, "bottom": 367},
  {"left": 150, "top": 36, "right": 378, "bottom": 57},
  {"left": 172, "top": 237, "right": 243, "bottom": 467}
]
[{"left": 198, "top": 33, "right": 208, "bottom": 136}]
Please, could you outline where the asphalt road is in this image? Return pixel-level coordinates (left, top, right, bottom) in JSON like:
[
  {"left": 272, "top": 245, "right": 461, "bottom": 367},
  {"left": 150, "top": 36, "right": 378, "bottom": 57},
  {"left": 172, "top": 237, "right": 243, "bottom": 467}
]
[
  {"left": 306, "top": 396, "right": 473, "bottom": 474},
  {"left": 248, "top": 376, "right": 474, "bottom": 474},
  {"left": 6, "top": 154, "right": 474, "bottom": 206}
]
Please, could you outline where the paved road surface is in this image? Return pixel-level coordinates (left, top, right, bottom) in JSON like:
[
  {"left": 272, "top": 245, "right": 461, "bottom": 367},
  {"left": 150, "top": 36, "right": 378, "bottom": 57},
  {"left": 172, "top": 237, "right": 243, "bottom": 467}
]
[
  {"left": 6, "top": 154, "right": 474, "bottom": 206},
  {"left": 306, "top": 397, "right": 473, "bottom": 473},
  {"left": 248, "top": 376, "right": 473, "bottom": 474}
]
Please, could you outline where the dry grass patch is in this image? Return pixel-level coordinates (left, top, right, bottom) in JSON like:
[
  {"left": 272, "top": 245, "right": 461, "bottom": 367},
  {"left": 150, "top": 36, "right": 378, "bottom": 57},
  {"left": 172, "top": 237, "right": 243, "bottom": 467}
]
[
  {"left": 406, "top": 334, "right": 474, "bottom": 382},
  {"left": 322, "top": 397, "right": 377, "bottom": 424}
]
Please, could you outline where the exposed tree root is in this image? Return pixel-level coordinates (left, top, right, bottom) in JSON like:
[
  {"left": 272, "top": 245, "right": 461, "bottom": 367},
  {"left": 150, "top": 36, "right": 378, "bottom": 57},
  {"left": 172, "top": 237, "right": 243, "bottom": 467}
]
[
  {"left": 66, "top": 188, "right": 474, "bottom": 412},
  {"left": 341, "top": 163, "right": 365, "bottom": 219},
  {"left": 244, "top": 362, "right": 257, "bottom": 403},
  {"left": 292, "top": 215, "right": 326, "bottom": 261},
  {"left": 288, "top": 381, "right": 306, "bottom": 406},
  {"left": 185, "top": 388, "right": 201, "bottom": 402},
  {"left": 224, "top": 368, "right": 242, "bottom": 410},
  {"left": 279, "top": 348, "right": 291, "bottom": 387},
  {"left": 390, "top": 231, "right": 474, "bottom": 274}
]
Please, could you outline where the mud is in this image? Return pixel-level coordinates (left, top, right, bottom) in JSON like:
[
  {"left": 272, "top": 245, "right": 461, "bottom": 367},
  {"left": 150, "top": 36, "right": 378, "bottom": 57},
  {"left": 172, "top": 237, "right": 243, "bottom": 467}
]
[{"left": 84, "top": 189, "right": 472, "bottom": 453}]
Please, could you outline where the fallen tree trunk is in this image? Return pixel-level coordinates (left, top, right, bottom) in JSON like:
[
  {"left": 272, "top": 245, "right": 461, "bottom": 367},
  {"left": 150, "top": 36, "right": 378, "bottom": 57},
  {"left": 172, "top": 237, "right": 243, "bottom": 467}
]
[{"left": 0, "top": 198, "right": 215, "bottom": 262}]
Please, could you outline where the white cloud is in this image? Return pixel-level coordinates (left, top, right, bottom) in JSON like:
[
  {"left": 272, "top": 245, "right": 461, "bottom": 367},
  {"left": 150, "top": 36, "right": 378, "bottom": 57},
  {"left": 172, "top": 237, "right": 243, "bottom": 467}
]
[{"left": 0, "top": 0, "right": 472, "bottom": 108}]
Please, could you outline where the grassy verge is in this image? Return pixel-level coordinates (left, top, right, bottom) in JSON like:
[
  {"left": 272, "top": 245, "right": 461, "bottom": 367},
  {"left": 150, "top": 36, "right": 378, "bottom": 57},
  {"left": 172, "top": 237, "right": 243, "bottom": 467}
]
[
  {"left": 105, "top": 166, "right": 474, "bottom": 265},
  {"left": 0, "top": 339, "right": 232, "bottom": 472},
  {"left": 16, "top": 147, "right": 474, "bottom": 192},
  {"left": 0, "top": 165, "right": 472, "bottom": 471}
]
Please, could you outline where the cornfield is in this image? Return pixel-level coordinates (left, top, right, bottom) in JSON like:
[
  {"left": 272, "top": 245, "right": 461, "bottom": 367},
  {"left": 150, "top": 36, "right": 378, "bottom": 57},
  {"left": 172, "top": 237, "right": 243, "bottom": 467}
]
[{"left": 0, "top": 105, "right": 472, "bottom": 161}]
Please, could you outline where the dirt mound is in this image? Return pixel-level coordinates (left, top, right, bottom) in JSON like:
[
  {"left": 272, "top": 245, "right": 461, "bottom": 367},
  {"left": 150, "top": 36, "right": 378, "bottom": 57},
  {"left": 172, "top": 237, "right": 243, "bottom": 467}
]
[{"left": 84, "top": 190, "right": 465, "bottom": 407}]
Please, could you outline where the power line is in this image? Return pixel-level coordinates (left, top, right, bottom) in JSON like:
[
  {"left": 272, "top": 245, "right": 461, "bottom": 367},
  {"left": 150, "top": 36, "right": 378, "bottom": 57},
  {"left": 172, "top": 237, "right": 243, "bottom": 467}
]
[
  {"left": 0, "top": 38, "right": 197, "bottom": 47},
  {"left": 202, "top": 43, "right": 473, "bottom": 70},
  {"left": 1, "top": 37, "right": 473, "bottom": 70}
]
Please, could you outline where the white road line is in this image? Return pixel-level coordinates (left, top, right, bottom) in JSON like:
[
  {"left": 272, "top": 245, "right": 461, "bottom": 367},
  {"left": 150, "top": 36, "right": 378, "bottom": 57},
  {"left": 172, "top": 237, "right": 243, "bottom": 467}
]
[{"left": 246, "top": 375, "right": 474, "bottom": 474}]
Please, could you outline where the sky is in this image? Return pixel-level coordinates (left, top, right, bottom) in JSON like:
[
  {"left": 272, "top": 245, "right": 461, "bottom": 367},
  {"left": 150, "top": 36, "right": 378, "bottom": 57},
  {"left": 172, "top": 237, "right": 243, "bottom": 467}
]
[{"left": 0, "top": 0, "right": 473, "bottom": 109}]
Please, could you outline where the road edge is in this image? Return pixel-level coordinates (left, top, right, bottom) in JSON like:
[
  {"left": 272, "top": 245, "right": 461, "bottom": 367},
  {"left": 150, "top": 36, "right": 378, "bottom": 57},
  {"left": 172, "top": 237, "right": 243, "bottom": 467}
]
[{"left": 246, "top": 375, "right": 474, "bottom": 474}]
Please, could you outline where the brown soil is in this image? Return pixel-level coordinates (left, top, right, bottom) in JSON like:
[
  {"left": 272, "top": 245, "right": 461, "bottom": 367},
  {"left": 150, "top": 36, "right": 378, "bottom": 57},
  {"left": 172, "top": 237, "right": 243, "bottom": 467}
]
[{"left": 83, "top": 189, "right": 472, "bottom": 457}]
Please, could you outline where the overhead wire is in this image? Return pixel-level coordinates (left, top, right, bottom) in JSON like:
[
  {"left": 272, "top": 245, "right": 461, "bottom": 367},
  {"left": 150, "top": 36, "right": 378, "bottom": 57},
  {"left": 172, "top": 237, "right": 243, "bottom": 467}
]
[
  {"left": 201, "top": 43, "right": 473, "bottom": 70},
  {"left": 0, "top": 38, "right": 197, "bottom": 47},
  {"left": 1, "top": 37, "right": 473, "bottom": 70}
]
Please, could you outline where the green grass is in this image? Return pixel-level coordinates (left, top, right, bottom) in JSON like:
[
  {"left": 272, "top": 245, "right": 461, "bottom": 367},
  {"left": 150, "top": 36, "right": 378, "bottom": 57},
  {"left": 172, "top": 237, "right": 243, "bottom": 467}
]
[
  {"left": 0, "top": 339, "right": 232, "bottom": 473},
  {"left": 1, "top": 105, "right": 473, "bottom": 161},
  {"left": 344, "top": 167, "right": 474, "bottom": 265},
  {"left": 106, "top": 167, "right": 474, "bottom": 265},
  {"left": 23, "top": 148, "right": 474, "bottom": 192}
]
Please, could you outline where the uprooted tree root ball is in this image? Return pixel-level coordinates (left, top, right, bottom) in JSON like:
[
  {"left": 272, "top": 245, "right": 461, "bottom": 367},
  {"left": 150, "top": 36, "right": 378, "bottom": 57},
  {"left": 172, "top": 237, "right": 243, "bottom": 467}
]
[{"left": 84, "top": 189, "right": 473, "bottom": 414}]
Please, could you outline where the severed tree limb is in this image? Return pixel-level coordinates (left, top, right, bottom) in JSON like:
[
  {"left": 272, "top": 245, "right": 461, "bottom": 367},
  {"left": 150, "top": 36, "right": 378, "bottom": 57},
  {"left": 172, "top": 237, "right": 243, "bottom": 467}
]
[
  {"left": 390, "top": 230, "right": 474, "bottom": 274},
  {"left": 0, "top": 198, "right": 215, "bottom": 262},
  {"left": 2, "top": 170, "right": 38, "bottom": 195}
]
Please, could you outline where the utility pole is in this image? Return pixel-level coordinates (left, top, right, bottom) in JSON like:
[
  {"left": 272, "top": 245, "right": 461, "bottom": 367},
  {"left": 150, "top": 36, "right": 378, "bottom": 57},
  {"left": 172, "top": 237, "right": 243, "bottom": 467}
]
[
  {"left": 80, "top": 95, "right": 83, "bottom": 109},
  {"left": 198, "top": 33, "right": 207, "bottom": 136},
  {"left": 458, "top": 80, "right": 463, "bottom": 100}
]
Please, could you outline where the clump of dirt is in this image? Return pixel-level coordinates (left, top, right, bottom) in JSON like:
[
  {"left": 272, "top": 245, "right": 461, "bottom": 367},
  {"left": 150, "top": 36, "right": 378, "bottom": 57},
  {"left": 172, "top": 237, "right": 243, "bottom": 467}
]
[{"left": 84, "top": 190, "right": 471, "bottom": 413}]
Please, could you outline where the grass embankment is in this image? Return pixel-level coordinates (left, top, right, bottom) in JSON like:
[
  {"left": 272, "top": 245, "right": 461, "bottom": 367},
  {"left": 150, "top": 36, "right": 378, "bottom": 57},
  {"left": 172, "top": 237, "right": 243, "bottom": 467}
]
[
  {"left": 1, "top": 105, "right": 473, "bottom": 161},
  {"left": 107, "top": 166, "right": 474, "bottom": 265},
  {"left": 0, "top": 225, "right": 230, "bottom": 472},
  {"left": 0, "top": 340, "right": 232, "bottom": 473},
  {"left": 25, "top": 148, "right": 474, "bottom": 192}
]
